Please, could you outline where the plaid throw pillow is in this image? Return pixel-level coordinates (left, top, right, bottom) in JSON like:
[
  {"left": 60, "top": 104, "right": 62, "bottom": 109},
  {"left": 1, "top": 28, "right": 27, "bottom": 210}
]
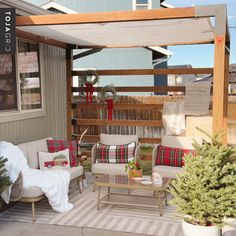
[
  {"left": 155, "top": 145, "right": 195, "bottom": 167},
  {"left": 47, "top": 140, "right": 79, "bottom": 167},
  {"left": 96, "top": 141, "right": 136, "bottom": 163}
]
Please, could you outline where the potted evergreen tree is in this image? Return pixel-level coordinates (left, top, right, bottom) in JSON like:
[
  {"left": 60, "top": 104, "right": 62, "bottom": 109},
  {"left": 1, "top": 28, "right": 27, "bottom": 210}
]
[
  {"left": 0, "top": 156, "right": 11, "bottom": 209},
  {"left": 168, "top": 129, "right": 236, "bottom": 236}
]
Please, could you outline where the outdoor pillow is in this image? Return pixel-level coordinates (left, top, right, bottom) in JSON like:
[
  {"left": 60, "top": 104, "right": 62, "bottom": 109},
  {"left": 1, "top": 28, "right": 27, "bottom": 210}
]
[
  {"left": 47, "top": 140, "right": 80, "bottom": 167},
  {"left": 96, "top": 141, "right": 136, "bottom": 163},
  {"left": 155, "top": 145, "right": 195, "bottom": 167},
  {"left": 38, "top": 149, "right": 70, "bottom": 171}
]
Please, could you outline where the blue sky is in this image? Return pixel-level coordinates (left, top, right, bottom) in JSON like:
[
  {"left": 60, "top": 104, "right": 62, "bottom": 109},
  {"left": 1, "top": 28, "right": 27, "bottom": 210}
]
[{"left": 167, "top": 0, "right": 236, "bottom": 67}]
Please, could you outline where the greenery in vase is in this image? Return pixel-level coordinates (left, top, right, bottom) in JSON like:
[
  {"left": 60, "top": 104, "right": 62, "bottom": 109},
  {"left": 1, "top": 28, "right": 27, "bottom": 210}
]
[
  {"left": 168, "top": 128, "right": 236, "bottom": 227},
  {"left": 125, "top": 159, "right": 141, "bottom": 172},
  {"left": 0, "top": 156, "right": 11, "bottom": 194}
]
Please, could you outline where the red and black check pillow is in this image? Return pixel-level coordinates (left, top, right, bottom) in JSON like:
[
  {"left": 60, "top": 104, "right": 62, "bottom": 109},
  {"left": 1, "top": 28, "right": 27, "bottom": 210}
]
[
  {"left": 155, "top": 145, "right": 195, "bottom": 167},
  {"left": 47, "top": 140, "right": 80, "bottom": 167},
  {"left": 96, "top": 141, "right": 136, "bottom": 164}
]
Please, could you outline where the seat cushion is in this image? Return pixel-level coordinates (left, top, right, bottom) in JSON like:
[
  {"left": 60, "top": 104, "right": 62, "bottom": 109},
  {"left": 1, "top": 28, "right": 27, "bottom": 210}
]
[
  {"left": 67, "top": 166, "right": 83, "bottom": 180},
  {"left": 18, "top": 137, "right": 52, "bottom": 169},
  {"left": 22, "top": 186, "right": 44, "bottom": 198},
  {"left": 153, "top": 165, "right": 183, "bottom": 179},
  {"left": 92, "top": 163, "right": 127, "bottom": 175}
]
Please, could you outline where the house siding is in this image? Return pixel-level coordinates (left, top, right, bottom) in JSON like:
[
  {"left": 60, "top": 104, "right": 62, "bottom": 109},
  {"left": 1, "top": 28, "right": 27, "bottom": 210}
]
[
  {"left": 0, "top": 44, "right": 67, "bottom": 144},
  {"left": 27, "top": 0, "right": 160, "bottom": 12}
]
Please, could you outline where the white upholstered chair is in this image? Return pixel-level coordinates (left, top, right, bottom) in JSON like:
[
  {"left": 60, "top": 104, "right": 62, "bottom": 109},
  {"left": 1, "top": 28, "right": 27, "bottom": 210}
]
[
  {"left": 152, "top": 135, "right": 201, "bottom": 179},
  {"left": 91, "top": 134, "right": 141, "bottom": 177}
]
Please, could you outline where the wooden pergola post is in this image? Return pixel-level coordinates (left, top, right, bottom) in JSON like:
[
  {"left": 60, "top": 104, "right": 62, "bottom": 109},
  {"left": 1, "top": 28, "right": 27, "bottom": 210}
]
[
  {"left": 212, "top": 5, "right": 229, "bottom": 144},
  {"left": 66, "top": 49, "right": 73, "bottom": 140}
]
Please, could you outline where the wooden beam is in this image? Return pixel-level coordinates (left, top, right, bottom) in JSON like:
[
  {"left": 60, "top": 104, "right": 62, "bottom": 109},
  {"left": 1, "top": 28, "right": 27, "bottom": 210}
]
[
  {"left": 16, "top": 29, "right": 67, "bottom": 49},
  {"left": 66, "top": 49, "right": 73, "bottom": 139},
  {"left": 72, "top": 103, "right": 163, "bottom": 110},
  {"left": 72, "top": 68, "right": 213, "bottom": 76},
  {"left": 16, "top": 7, "right": 195, "bottom": 26},
  {"left": 72, "top": 118, "right": 162, "bottom": 127},
  {"left": 212, "top": 35, "right": 228, "bottom": 144},
  {"left": 72, "top": 86, "right": 185, "bottom": 93}
]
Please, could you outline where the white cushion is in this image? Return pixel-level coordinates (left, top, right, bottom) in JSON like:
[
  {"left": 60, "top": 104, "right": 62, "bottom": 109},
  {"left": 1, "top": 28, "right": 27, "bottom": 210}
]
[
  {"left": 22, "top": 187, "right": 44, "bottom": 198},
  {"left": 18, "top": 137, "right": 52, "bottom": 169},
  {"left": 162, "top": 135, "right": 201, "bottom": 149},
  {"left": 38, "top": 149, "right": 70, "bottom": 170},
  {"left": 92, "top": 163, "right": 127, "bottom": 175},
  {"left": 67, "top": 166, "right": 83, "bottom": 180},
  {"left": 100, "top": 134, "right": 138, "bottom": 145},
  {"left": 153, "top": 165, "right": 183, "bottom": 179}
]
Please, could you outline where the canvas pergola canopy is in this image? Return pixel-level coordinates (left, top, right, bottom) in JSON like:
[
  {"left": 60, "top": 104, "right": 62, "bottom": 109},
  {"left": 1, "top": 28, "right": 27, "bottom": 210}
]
[
  {"left": 16, "top": 17, "right": 214, "bottom": 48},
  {"left": 15, "top": 4, "right": 230, "bottom": 143}
]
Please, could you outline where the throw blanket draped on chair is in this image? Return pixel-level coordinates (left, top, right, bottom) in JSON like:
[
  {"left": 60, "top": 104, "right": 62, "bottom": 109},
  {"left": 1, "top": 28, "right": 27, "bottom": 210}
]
[
  {"left": 162, "top": 101, "right": 185, "bottom": 136},
  {"left": 0, "top": 141, "right": 73, "bottom": 213}
]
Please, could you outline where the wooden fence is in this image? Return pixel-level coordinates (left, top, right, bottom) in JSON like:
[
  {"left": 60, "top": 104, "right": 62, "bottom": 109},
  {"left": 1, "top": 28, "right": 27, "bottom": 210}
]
[{"left": 72, "top": 94, "right": 184, "bottom": 144}]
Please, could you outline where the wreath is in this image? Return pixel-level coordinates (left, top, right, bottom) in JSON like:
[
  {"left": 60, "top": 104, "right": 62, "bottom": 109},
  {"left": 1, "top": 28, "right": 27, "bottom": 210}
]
[
  {"left": 80, "top": 70, "right": 99, "bottom": 86},
  {"left": 100, "top": 85, "right": 118, "bottom": 102}
]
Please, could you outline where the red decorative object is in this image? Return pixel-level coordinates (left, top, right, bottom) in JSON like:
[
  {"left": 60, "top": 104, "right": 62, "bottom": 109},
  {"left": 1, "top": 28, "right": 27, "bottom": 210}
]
[
  {"left": 155, "top": 145, "right": 195, "bottom": 167},
  {"left": 85, "top": 83, "right": 94, "bottom": 103},
  {"left": 216, "top": 36, "right": 223, "bottom": 44},
  {"left": 106, "top": 98, "right": 113, "bottom": 120}
]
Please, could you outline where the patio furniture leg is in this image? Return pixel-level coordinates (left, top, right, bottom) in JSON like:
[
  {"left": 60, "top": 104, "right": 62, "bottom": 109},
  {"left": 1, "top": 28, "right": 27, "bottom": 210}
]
[
  {"left": 77, "top": 177, "right": 82, "bottom": 194},
  {"left": 158, "top": 192, "right": 163, "bottom": 216},
  {"left": 108, "top": 187, "right": 110, "bottom": 200},
  {"left": 32, "top": 202, "right": 36, "bottom": 222},
  {"left": 164, "top": 190, "right": 168, "bottom": 206},
  {"left": 97, "top": 186, "right": 100, "bottom": 210},
  {"left": 93, "top": 176, "right": 97, "bottom": 192}
]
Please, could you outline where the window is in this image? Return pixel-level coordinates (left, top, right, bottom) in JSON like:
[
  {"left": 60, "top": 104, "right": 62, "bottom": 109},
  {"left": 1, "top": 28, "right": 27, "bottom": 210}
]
[
  {"left": 0, "top": 54, "right": 17, "bottom": 110},
  {"left": 0, "top": 39, "right": 44, "bottom": 122},
  {"left": 18, "top": 40, "right": 42, "bottom": 111},
  {"left": 133, "top": 0, "right": 152, "bottom": 10}
]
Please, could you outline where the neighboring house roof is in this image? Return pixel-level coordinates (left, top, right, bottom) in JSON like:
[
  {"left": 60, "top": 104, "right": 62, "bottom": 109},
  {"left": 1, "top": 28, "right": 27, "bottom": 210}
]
[
  {"left": 41, "top": 1, "right": 78, "bottom": 14},
  {"left": 147, "top": 46, "right": 173, "bottom": 57},
  {"left": 0, "top": 0, "right": 50, "bottom": 15},
  {"left": 196, "top": 64, "right": 236, "bottom": 83}
]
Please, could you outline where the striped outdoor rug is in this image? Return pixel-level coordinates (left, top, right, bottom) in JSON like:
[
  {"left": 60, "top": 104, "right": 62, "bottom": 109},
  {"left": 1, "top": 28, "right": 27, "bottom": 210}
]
[{"left": 0, "top": 186, "right": 182, "bottom": 236}]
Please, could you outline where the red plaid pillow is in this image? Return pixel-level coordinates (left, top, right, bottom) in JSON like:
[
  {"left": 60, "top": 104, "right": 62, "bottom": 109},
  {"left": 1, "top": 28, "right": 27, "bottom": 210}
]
[
  {"left": 96, "top": 142, "right": 136, "bottom": 163},
  {"left": 47, "top": 140, "right": 79, "bottom": 167},
  {"left": 155, "top": 145, "right": 195, "bottom": 167}
]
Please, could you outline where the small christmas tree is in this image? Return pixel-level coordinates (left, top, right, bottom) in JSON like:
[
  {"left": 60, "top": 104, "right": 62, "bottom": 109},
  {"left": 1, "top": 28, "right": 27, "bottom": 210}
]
[
  {"left": 169, "top": 129, "right": 236, "bottom": 227},
  {"left": 0, "top": 156, "right": 11, "bottom": 194}
]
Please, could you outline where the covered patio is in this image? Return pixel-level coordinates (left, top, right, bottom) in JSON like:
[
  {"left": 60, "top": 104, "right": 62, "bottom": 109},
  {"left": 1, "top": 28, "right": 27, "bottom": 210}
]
[
  {"left": 0, "top": 3, "right": 234, "bottom": 236},
  {"left": 15, "top": 4, "right": 230, "bottom": 144}
]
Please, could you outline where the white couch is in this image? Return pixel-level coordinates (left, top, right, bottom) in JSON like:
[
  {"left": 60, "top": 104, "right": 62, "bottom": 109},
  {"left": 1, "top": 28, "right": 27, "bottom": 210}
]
[
  {"left": 11, "top": 137, "right": 83, "bottom": 221},
  {"left": 91, "top": 134, "right": 140, "bottom": 176},
  {"left": 152, "top": 136, "right": 201, "bottom": 179}
]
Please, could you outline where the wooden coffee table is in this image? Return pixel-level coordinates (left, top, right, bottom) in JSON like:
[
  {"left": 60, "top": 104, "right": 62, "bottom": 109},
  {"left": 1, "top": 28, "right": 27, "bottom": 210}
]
[{"left": 95, "top": 175, "right": 171, "bottom": 216}]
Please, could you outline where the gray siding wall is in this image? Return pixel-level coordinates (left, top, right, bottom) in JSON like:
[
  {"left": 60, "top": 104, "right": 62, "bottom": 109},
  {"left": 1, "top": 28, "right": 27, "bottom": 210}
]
[
  {"left": 0, "top": 45, "right": 67, "bottom": 144},
  {"left": 27, "top": 0, "right": 160, "bottom": 12}
]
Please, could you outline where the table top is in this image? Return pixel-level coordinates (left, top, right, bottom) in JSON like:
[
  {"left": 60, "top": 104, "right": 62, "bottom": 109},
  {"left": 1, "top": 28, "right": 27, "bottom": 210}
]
[{"left": 95, "top": 175, "right": 171, "bottom": 191}]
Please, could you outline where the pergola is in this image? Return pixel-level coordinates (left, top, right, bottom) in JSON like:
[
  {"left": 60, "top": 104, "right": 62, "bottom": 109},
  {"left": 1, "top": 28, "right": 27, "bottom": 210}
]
[{"left": 15, "top": 4, "right": 230, "bottom": 144}]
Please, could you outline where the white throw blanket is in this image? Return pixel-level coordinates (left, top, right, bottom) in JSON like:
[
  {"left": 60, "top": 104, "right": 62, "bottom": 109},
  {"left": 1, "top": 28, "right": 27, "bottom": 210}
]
[
  {"left": 0, "top": 141, "right": 73, "bottom": 213},
  {"left": 162, "top": 101, "right": 185, "bottom": 135}
]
